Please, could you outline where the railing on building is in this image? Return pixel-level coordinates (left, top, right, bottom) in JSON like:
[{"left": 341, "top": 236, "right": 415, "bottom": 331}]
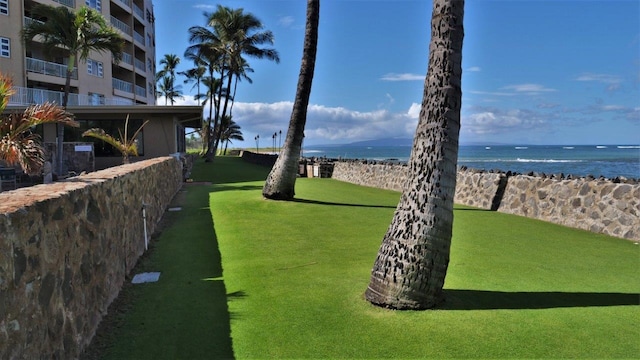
[
  {"left": 113, "top": 78, "right": 133, "bottom": 93},
  {"left": 114, "top": 0, "right": 132, "bottom": 9},
  {"left": 7, "top": 87, "right": 135, "bottom": 106},
  {"left": 53, "top": 0, "right": 75, "bottom": 7},
  {"left": 135, "top": 85, "right": 146, "bottom": 97},
  {"left": 26, "top": 57, "right": 78, "bottom": 80},
  {"left": 121, "top": 52, "right": 133, "bottom": 66},
  {"left": 133, "top": 31, "right": 145, "bottom": 46},
  {"left": 133, "top": 4, "right": 144, "bottom": 19},
  {"left": 110, "top": 16, "right": 131, "bottom": 36},
  {"left": 23, "top": 16, "right": 44, "bottom": 27},
  {"left": 134, "top": 58, "right": 145, "bottom": 72}
]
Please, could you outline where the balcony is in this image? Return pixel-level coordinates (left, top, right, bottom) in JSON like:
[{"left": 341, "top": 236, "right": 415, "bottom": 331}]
[
  {"left": 53, "top": 0, "right": 75, "bottom": 7},
  {"left": 134, "top": 58, "right": 145, "bottom": 72},
  {"left": 135, "top": 85, "right": 146, "bottom": 97},
  {"left": 113, "top": 78, "right": 133, "bottom": 93},
  {"left": 113, "top": 0, "right": 132, "bottom": 9},
  {"left": 133, "top": 4, "right": 144, "bottom": 20},
  {"left": 121, "top": 52, "right": 133, "bottom": 66},
  {"left": 23, "top": 16, "right": 44, "bottom": 27},
  {"left": 133, "top": 31, "right": 145, "bottom": 46},
  {"left": 7, "top": 86, "right": 134, "bottom": 106},
  {"left": 110, "top": 16, "right": 131, "bottom": 36},
  {"left": 26, "top": 57, "right": 78, "bottom": 80}
]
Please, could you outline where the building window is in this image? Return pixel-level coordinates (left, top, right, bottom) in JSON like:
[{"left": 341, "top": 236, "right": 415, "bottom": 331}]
[
  {"left": 0, "top": 0, "right": 8, "bottom": 16},
  {"left": 0, "top": 37, "right": 9, "bottom": 58},
  {"left": 87, "top": 59, "right": 103, "bottom": 77},
  {"left": 85, "top": 0, "right": 101, "bottom": 11}
]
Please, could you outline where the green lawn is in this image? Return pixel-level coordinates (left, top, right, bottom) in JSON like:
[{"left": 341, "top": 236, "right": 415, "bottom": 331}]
[{"left": 92, "top": 157, "right": 639, "bottom": 359}]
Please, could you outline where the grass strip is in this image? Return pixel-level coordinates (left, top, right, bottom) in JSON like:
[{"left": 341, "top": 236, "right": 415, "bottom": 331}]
[{"left": 209, "top": 157, "right": 639, "bottom": 359}]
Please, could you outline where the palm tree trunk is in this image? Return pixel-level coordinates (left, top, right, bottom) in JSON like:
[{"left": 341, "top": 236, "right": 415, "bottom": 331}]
[
  {"left": 262, "top": 0, "right": 319, "bottom": 200},
  {"left": 213, "top": 71, "right": 233, "bottom": 156},
  {"left": 57, "top": 54, "right": 75, "bottom": 176},
  {"left": 364, "top": 0, "right": 464, "bottom": 310}
]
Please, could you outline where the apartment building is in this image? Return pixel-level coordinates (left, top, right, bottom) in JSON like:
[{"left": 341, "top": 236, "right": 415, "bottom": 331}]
[
  {"left": 0, "top": 0, "right": 156, "bottom": 106},
  {"left": 0, "top": 0, "right": 202, "bottom": 173}
]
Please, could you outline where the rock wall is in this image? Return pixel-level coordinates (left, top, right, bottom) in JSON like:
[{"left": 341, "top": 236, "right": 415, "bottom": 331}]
[
  {"left": 0, "top": 157, "right": 182, "bottom": 359},
  {"left": 330, "top": 160, "right": 639, "bottom": 242}
]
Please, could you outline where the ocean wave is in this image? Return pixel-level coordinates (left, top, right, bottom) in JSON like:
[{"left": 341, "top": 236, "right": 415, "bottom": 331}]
[
  {"left": 596, "top": 146, "right": 608, "bottom": 149},
  {"left": 303, "top": 150, "right": 323, "bottom": 154},
  {"left": 562, "top": 146, "right": 575, "bottom": 149},
  {"left": 617, "top": 145, "right": 640, "bottom": 149},
  {"left": 516, "top": 158, "right": 584, "bottom": 163},
  {"left": 514, "top": 146, "right": 528, "bottom": 149}
]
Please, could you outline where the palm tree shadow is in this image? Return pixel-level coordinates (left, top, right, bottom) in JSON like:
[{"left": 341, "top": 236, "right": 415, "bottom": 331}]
[
  {"left": 292, "top": 198, "right": 396, "bottom": 209},
  {"left": 441, "top": 289, "right": 640, "bottom": 310}
]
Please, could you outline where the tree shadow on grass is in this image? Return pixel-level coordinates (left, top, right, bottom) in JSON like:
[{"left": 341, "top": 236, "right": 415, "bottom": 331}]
[
  {"left": 292, "top": 198, "right": 397, "bottom": 209},
  {"left": 441, "top": 289, "right": 640, "bottom": 310}
]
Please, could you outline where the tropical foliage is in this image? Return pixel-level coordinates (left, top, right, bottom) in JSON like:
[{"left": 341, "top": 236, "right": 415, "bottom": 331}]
[
  {"left": 21, "top": 4, "right": 123, "bottom": 174},
  {"left": 218, "top": 115, "right": 244, "bottom": 155},
  {"left": 263, "top": 0, "right": 319, "bottom": 200},
  {"left": 364, "top": 0, "right": 465, "bottom": 310},
  {"left": 186, "top": 5, "right": 279, "bottom": 160},
  {"left": 0, "top": 73, "right": 77, "bottom": 176},
  {"left": 156, "top": 54, "right": 184, "bottom": 105},
  {"left": 82, "top": 116, "right": 149, "bottom": 164}
]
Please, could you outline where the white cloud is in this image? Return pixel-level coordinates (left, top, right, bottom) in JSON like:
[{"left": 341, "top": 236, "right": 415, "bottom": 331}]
[
  {"left": 575, "top": 73, "right": 622, "bottom": 84},
  {"left": 380, "top": 73, "right": 424, "bottom": 81},
  {"left": 466, "top": 66, "right": 481, "bottom": 72},
  {"left": 229, "top": 101, "right": 419, "bottom": 144},
  {"left": 193, "top": 4, "right": 215, "bottom": 10},
  {"left": 501, "top": 84, "right": 557, "bottom": 93},
  {"left": 462, "top": 107, "right": 548, "bottom": 135},
  {"left": 469, "top": 90, "right": 515, "bottom": 97},
  {"left": 156, "top": 94, "right": 200, "bottom": 106},
  {"left": 278, "top": 16, "right": 295, "bottom": 28}
]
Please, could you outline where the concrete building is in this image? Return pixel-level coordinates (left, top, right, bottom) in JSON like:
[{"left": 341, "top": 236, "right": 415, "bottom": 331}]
[{"left": 0, "top": 0, "right": 202, "bottom": 173}]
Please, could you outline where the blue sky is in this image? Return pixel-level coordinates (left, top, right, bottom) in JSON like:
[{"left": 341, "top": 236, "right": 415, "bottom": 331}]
[{"left": 155, "top": 0, "right": 640, "bottom": 146}]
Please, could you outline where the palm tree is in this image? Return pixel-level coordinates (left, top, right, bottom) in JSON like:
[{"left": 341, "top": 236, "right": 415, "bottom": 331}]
[
  {"left": 156, "top": 54, "right": 181, "bottom": 83},
  {"left": 82, "top": 116, "right": 149, "bottom": 164},
  {"left": 0, "top": 73, "right": 77, "bottom": 176},
  {"left": 156, "top": 75, "right": 184, "bottom": 105},
  {"left": 22, "top": 4, "right": 123, "bottom": 175},
  {"left": 218, "top": 116, "right": 244, "bottom": 155},
  {"left": 364, "top": 0, "right": 465, "bottom": 310},
  {"left": 262, "top": 0, "right": 319, "bottom": 200},
  {"left": 189, "top": 5, "right": 280, "bottom": 160},
  {"left": 178, "top": 62, "right": 207, "bottom": 105}
]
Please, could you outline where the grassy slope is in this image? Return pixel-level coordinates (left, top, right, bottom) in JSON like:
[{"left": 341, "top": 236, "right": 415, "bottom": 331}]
[{"left": 208, "top": 157, "right": 639, "bottom": 359}]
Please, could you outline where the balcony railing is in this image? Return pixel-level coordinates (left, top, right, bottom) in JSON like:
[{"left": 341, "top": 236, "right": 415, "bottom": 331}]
[
  {"left": 7, "top": 86, "right": 135, "bottom": 106},
  {"left": 134, "top": 58, "right": 145, "bottom": 72},
  {"left": 135, "top": 85, "right": 146, "bottom": 97},
  {"left": 26, "top": 57, "right": 78, "bottom": 80},
  {"left": 110, "top": 16, "right": 131, "bottom": 36},
  {"left": 24, "top": 16, "right": 44, "bottom": 27},
  {"left": 133, "top": 4, "right": 144, "bottom": 20},
  {"left": 121, "top": 52, "right": 133, "bottom": 66},
  {"left": 114, "top": 0, "right": 132, "bottom": 9},
  {"left": 113, "top": 78, "right": 133, "bottom": 93},
  {"left": 133, "top": 31, "right": 145, "bottom": 46},
  {"left": 53, "top": 0, "right": 75, "bottom": 7}
]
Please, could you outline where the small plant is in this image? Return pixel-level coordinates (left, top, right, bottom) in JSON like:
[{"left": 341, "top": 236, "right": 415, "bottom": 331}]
[
  {"left": 82, "top": 115, "right": 149, "bottom": 164},
  {"left": 0, "top": 72, "right": 77, "bottom": 175}
]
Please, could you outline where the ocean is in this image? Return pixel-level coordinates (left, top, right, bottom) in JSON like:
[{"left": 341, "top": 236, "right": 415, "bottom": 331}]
[{"left": 302, "top": 144, "right": 640, "bottom": 179}]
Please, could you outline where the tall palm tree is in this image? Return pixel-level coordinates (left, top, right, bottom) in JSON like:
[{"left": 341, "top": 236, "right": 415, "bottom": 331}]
[
  {"left": 218, "top": 115, "right": 244, "bottom": 155},
  {"left": 364, "top": 0, "right": 465, "bottom": 310},
  {"left": 0, "top": 73, "right": 77, "bottom": 176},
  {"left": 156, "top": 54, "right": 181, "bottom": 83},
  {"left": 262, "top": 0, "right": 319, "bottom": 200},
  {"left": 189, "top": 5, "right": 280, "bottom": 160},
  {"left": 178, "top": 62, "right": 206, "bottom": 105},
  {"left": 21, "top": 4, "right": 123, "bottom": 175},
  {"left": 156, "top": 75, "right": 183, "bottom": 105}
]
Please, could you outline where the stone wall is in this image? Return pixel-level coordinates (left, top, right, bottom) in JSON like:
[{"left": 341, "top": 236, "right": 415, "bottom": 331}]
[
  {"left": 0, "top": 157, "right": 183, "bottom": 359},
  {"left": 240, "top": 150, "right": 278, "bottom": 167},
  {"left": 330, "top": 160, "right": 639, "bottom": 242}
]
